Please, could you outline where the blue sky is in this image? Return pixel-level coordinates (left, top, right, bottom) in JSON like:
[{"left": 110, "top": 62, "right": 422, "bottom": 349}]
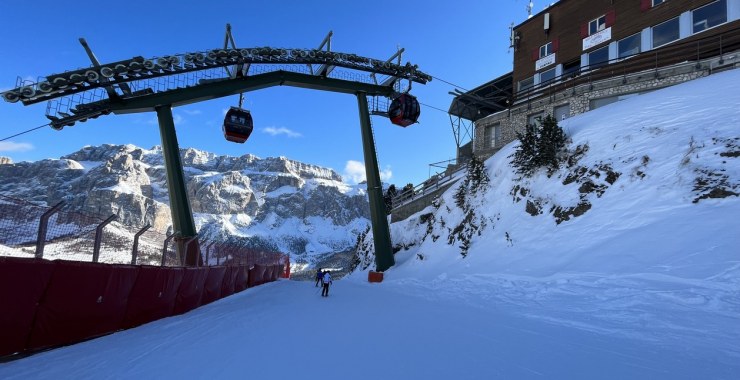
[{"left": 0, "top": 0, "right": 532, "bottom": 186}]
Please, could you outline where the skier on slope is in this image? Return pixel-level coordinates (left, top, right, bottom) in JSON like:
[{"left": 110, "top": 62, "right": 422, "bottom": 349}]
[
  {"left": 321, "top": 270, "right": 333, "bottom": 297},
  {"left": 315, "top": 268, "right": 323, "bottom": 287}
]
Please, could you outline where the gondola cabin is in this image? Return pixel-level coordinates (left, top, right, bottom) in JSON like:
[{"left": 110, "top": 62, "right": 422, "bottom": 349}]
[
  {"left": 388, "top": 93, "right": 420, "bottom": 127},
  {"left": 222, "top": 106, "right": 254, "bottom": 143}
]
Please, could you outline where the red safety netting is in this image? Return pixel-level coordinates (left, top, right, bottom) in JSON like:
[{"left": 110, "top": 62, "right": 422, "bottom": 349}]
[
  {"left": 173, "top": 267, "right": 209, "bottom": 315},
  {"left": 234, "top": 265, "right": 249, "bottom": 292},
  {"left": 122, "top": 266, "right": 184, "bottom": 329},
  {"left": 201, "top": 266, "right": 227, "bottom": 305},
  {"left": 0, "top": 257, "right": 55, "bottom": 357},
  {"left": 1, "top": 193, "right": 290, "bottom": 358},
  {"left": 220, "top": 266, "right": 238, "bottom": 298},
  {"left": 27, "top": 261, "right": 139, "bottom": 351}
]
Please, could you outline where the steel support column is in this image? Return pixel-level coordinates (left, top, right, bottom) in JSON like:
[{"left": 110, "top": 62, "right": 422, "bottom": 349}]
[
  {"left": 356, "top": 93, "right": 394, "bottom": 272},
  {"left": 156, "top": 105, "right": 200, "bottom": 266}
]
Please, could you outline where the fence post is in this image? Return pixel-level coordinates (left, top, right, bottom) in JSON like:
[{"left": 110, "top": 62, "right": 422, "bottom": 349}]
[
  {"left": 92, "top": 214, "right": 117, "bottom": 263},
  {"left": 205, "top": 242, "right": 215, "bottom": 266},
  {"left": 131, "top": 224, "right": 151, "bottom": 265},
  {"left": 183, "top": 237, "right": 198, "bottom": 266},
  {"left": 162, "top": 232, "right": 176, "bottom": 266},
  {"left": 35, "top": 201, "right": 64, "bottom": 259}
]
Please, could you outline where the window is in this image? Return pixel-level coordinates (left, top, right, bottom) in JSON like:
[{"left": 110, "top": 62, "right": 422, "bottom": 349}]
[
  {"left": 527, "top": 112, "right": 544, "bottom": 129},
  {"left": 484, "top": 123, "right": 500, "bottom": 149},
  {"left": 562, "top": 59, "right": 581, "bottom": 79},
  {"left": 589, "top": 15, "right": 607, "bottom": 35},
  {"left": 518, "top": 77, "right": 534, "bottom": 92},
  {"left": 539, "top": 42, "right": 553, "bottom": 58},
  {"left": 652, "top": 17, "right": 680, "bottom": 47},
  {"left": 618, "top": 33, "right": 641, "bottom": 58},
  {"left": 540, "top": 67, "right": 556, "bottom": 85},
  {"left": 693, "top": 0, "right": 727, "bottom": 34},
  {"left": 653, "top": 0, "right": 666, "bottom": 6},
  {"left": 588, "top": 46, "right": 609, "bottom": 69}
]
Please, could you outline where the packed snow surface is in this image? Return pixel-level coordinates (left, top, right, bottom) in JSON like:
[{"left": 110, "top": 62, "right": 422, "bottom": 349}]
[{"left": 2, "top": 70, "right": 740, "bottom": 379}]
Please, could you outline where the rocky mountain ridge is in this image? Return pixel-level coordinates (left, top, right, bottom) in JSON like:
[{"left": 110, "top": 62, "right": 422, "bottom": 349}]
[{"left": 0, "top": 144, "right": 370, "bottom": 263}]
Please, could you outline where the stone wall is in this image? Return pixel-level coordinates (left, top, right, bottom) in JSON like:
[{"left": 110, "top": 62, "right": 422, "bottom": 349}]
[{"left": 390, "top": 180, "right": 458, "bottom": 223}]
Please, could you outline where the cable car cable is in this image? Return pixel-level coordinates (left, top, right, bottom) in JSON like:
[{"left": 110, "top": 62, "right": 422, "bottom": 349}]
[
  {"left": 428, "top": 74, "right": 470, "bottom": 93},
  {"left": 419, "top": 102, "right": 449, "bottom": 114},
  {"left": 0, "top": 123, "right": 50, "bottom": 142}
]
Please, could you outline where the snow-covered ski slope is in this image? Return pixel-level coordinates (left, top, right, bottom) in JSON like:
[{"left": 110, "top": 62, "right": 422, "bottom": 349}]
[{"left": 2, "top": 69, "right": 739, "bottom": 379}]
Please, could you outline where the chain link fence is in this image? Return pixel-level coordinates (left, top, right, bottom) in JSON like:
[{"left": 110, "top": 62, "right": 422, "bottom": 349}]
[{"left": 0, "top": 194, "right": 286, "bottom": 268}]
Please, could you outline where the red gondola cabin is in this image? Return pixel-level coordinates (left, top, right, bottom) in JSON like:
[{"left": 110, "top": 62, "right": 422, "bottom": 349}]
[
  {"left": 223, "top": 106, "right": 253, "bottom": 143},
  {"left": 388, "top": 93, "right": 420, "bottom": 127}
]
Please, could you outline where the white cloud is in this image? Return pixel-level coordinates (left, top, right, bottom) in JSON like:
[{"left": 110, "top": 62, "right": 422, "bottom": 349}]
[
  {"left": 262, "top": 126, "right": 302, "bottom": 138},
  {"left": 343, "top": 160, "right": 366, "bottom": 184},
  {"left": 183, "top": 109, "right": 202, "bottom": 116},
  {"left": 343, "top": 161, "right": 393, "bottom": 184},
  {"left": 0, "top": 141, "right": 34, "bottom": 152},
  {"left": 380, "top": 165, "right": 393, "bottom": 182}
]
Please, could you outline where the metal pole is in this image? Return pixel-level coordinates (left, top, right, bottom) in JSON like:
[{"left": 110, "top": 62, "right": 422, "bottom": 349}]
[
  {"left": 356, "top": 93, "right": 394, "bottom": 272},
  {"left": 205, "top": 241, "right": 215, "bottom": 266},
  {"left": 35, "top": 201, "right": 64, "bottom": 259},
  {"left": 162, "top": 232, "right": 175, "bottom": 266},
  {"left": 92, "top": 214, "right": 117, "bottom": 263},
  {"left": 131, "top": 224, "right": 151, "bottom": 265},
  {"left": 182, "top": 237, "right": 195, "bottom": 266},
  {"left": 155, "top": 105, "right": 200, "bottom": 266}
]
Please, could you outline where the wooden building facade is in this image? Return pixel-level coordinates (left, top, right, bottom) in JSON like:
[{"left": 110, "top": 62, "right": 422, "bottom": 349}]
[{"left": 462, "top": 0, "right": 740, "bottom": 160}]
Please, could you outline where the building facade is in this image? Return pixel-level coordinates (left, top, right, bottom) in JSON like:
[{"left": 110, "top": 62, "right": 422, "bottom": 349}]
[{"left": 470, "top": 0, "right": 740, "bottom": 159}]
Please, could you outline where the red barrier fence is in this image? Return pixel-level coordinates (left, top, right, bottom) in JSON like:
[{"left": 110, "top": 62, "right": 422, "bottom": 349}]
[{"left": 0, "top": 256, "right": 289, "bottom": 358}]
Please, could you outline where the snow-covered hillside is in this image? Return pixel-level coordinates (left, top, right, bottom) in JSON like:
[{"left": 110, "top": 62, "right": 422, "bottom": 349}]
[
  {"left": 353, "top": 68, "right": 740, "bottom": 363},
  {"left": 1, "top": 69, "right": 738, "bottom": 380}
]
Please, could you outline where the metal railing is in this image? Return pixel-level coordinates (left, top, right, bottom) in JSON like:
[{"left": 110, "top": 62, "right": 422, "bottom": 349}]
[
  {"left": 516, "top": 24, "right": 740, "bottom": 104},
  {"left": 390, "top": 161, "right": 467, "bottom": 210}
]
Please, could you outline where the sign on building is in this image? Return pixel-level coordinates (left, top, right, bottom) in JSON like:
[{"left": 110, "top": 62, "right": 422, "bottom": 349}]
[{"left": 583, "top": 27, "right": 612, "bottom": 51}]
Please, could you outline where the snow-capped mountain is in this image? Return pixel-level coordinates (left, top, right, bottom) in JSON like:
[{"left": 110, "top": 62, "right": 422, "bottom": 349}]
[{"left": 0, "top": 144, "right": 371, "bottom": 265}]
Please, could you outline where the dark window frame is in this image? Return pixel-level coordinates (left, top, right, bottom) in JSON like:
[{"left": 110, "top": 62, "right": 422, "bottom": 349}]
[
  {"left": 519, "top": 77, "right": 534, "bottom": 92},
  {"left": 539, "top": 67, "right": 557, "bottom": 85},
  {"left": 588, "top": 45, "right": 610, "bottom": 69},
  {"left": 539, "top": 42, "right": 553, "bottom": 58},
  {"left": 652, "top": 16, "right": 680, "bottom": 48},
  {"left": 618, "top": 33, "right": 641, "bottom": 59},
  {"left": 692, "top": 0, "right": 727, "bottom": 34},
  {"left": 589, "top": 15, "right": 607, "bottom": 36}
]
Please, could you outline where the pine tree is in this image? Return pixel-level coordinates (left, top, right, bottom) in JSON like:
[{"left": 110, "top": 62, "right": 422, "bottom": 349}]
[
  {"left": 537, "top": 115, "right": 567, "bottom": 172},
  {"left": 512, "top": 124, "right": 539, "bottom": 175},
  {"left": 383, "top": 184, "right": 397, "bottom": 214},
  {"left": 467, "top": 155, "right": 489, "bottom": 195},
  {"left": 511, "top": 114, "right": 567, "bottom": 176}
]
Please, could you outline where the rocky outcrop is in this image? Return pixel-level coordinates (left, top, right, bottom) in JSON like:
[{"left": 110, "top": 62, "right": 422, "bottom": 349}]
[{"left": 0, "top": 144, "right": 370, "bottom": 257}]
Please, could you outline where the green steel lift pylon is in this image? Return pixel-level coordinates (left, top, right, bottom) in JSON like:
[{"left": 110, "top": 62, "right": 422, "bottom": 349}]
[
  {"left": 357, "top": 93, "right": 394, "bottom": 272},
  {"left": 1, "top": 28, "right": 431, "bottom": 270}
]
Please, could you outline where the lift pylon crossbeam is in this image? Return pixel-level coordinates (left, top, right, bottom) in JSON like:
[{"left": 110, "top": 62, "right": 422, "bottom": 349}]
[{"left": 2, "top": 47, "right": 430, "bottom": 108}]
